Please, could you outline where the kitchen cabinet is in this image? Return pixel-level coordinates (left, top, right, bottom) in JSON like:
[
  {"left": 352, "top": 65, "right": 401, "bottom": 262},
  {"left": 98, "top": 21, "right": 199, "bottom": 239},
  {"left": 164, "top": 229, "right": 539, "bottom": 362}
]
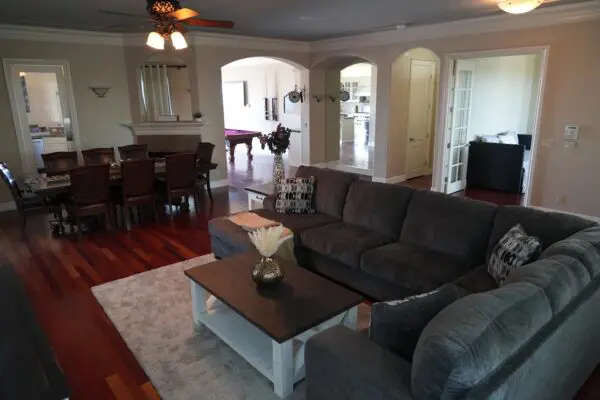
[
  {"left": 340, "top": 116, "right": 355, "bottom": 143},
  {"left": 31, "top": 136, "right": 68, "bottom": 169}
]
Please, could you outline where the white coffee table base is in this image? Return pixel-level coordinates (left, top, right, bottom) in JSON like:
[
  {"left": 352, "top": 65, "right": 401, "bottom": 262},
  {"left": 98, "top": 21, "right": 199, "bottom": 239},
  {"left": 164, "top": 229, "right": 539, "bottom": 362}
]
[
  {"left": 190, "top": 281, "right": 357, "bottom": 398},
  {"left": 247, "top": 192, "right": 267, "bottom": 210}
]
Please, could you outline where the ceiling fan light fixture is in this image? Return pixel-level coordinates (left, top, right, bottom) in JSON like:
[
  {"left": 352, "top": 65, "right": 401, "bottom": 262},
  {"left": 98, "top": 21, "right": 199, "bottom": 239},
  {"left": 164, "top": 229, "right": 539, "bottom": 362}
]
[
  {"left": 146, "top": 31, "right": 165, "bottom": 50},
  {"left": 171, "top": 31, "right": 188, "bottom": 50},
  {"left": 498, "top": 0, "right": 543, "bottom": 14}
]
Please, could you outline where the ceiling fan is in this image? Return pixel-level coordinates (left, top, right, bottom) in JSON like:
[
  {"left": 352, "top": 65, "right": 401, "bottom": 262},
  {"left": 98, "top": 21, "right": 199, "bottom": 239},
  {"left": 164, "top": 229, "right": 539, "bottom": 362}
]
[{"left": 99, "top": 0, "right": 234, "bottom": 50}]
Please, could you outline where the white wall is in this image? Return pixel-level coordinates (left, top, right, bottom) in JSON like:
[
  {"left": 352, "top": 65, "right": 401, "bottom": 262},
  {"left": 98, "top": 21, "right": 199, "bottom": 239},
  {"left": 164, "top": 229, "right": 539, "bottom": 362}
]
[
  {"left": 467, "top": 54, "right": 539, "bottom": 140},
  {"left": 23, "top": 72, "right": 63, "bottom": 128}
]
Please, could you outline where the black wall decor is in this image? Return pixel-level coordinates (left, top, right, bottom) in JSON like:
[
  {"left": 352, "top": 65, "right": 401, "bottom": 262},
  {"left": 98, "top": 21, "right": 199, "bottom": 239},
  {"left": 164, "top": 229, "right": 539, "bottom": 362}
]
[
  {"left": 271, "top": 97, "right": 279, "bottom": 122},
  {"left": 264, "top": 97, "right": 270, "bottom": 120}
]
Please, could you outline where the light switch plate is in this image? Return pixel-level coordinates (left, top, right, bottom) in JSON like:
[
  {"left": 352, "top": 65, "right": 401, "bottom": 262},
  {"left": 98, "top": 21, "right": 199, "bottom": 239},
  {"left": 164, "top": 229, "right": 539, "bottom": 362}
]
[{"left": 564, "top": 125, "right": 579, "bottom": 142}]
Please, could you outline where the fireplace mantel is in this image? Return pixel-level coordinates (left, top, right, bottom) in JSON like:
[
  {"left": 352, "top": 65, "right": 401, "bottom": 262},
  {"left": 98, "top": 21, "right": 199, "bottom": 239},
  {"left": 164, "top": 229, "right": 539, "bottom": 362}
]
[{"left": 122, "top": 121, "right": 209, "bottom": 154}]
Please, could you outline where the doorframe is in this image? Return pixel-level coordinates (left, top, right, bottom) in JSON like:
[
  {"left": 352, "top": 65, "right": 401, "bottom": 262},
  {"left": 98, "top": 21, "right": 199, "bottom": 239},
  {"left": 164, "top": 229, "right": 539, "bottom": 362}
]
[
  {"left": 405, "top": 58, "right": 436, "bottom": 180},
  {"left": 431, "top": 46, "right": 549, "bottom": 207},
  {"left": 2, "top": 58, "right": 82, "bottom": 174}
]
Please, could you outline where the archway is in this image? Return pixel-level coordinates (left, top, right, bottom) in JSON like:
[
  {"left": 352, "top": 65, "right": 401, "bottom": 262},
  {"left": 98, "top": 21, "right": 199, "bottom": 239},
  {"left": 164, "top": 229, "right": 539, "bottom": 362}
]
[
  {"left": 389, "top": 47, "right": 441, "bottom": 184},
  {"left": 220, "top": 57, "right": 307, "bottom": 188},
  {"left": 312, "top": 55, "right": 377, "bottom": 175}
]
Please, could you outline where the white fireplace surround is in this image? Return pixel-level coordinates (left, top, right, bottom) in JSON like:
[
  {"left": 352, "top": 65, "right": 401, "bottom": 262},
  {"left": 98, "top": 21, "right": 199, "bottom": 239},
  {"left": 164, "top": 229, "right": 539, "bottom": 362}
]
[{"left": 123, "top": 121, "right": 207, "bottom": 137}]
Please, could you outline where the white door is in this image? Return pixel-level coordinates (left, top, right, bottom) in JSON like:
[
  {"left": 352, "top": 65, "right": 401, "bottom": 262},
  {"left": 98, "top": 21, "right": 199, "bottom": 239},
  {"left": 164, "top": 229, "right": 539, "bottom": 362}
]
[
  {"left": 3, "top": 60, "right": 80, "bottom": 175},
  {"left": 406, "top": 59, "right": 436, "bottom": 179},
  {"left": 445, "top": 60, "right": 475, "bottom": 194}
]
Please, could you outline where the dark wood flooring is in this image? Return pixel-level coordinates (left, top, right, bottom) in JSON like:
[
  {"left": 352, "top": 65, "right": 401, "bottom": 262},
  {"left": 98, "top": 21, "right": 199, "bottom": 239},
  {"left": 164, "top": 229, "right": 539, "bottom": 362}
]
[{"left": 0, "top": 152, "right": 597, "bottom": 399}]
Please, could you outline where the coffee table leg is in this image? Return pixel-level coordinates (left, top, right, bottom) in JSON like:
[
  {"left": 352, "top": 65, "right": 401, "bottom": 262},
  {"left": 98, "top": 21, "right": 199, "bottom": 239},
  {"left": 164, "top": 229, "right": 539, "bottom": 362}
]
[
  {"left": 190, "top": 281, "right": 206, "bottom": 326},
  {"left": 272, "top": 340, "right": 294, "bottom": 398}
]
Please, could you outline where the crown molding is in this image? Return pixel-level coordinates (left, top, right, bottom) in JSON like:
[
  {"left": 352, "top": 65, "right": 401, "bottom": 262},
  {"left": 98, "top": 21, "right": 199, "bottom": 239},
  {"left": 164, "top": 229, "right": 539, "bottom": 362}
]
[
  {"left": 0, "top": 25, "right": 124, "bottom": 46},
  {"left": 310, "top": 1, "right": 600, "bottom": 53},
  {"left": 123, "top": 31, "right": 310, "bottom": 53}
]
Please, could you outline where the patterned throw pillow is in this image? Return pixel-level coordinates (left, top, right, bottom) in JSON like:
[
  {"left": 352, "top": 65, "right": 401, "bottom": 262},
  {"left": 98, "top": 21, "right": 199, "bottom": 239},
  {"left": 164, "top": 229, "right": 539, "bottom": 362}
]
[
  {"left": 488, "top": 224, "right": 542, "bottom": 285},
  {"left": 275, "top": 176, "right": 316, "bottom": 214}
]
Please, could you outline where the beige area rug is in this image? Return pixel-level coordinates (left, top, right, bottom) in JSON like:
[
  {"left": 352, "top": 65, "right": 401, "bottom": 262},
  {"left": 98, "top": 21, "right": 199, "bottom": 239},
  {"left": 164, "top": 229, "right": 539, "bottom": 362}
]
[{"left": 92, "top": 254, "right": 370, "bottom": 400}]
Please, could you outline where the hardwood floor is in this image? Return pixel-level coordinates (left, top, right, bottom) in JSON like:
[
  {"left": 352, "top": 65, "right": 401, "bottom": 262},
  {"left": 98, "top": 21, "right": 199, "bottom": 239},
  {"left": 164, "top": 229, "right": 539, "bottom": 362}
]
[{"left": 0, "top": 157, "right": 598, "bottom": 399}]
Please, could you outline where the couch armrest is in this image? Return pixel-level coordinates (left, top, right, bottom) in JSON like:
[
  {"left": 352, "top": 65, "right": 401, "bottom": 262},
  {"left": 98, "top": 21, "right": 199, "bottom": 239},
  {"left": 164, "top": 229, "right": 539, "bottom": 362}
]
[
  {"left": 306, "top": 326, "right": 415, "bottom": 400},
  {"left": 263, "top": 195, "right": 276, "bottom": 211}
]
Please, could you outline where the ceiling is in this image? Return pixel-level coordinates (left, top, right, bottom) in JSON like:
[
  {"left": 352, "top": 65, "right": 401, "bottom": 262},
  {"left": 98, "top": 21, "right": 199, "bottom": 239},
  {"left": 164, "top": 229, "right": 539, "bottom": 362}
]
[{"left": 0, "top": 0, "right": 592, "bottom": 41}]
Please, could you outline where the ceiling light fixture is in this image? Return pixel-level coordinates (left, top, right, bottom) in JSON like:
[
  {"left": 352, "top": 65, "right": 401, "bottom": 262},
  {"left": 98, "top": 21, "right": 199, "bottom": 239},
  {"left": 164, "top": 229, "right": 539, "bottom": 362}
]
[
  {"left": 146, "top": 31, "right": 165, "bottom": 50},
  {"left": 497, "top": 0, "right": 543, "bottom": 14},
  {"left": 170, "top": 31, "right": 188, "bottom": 49}
]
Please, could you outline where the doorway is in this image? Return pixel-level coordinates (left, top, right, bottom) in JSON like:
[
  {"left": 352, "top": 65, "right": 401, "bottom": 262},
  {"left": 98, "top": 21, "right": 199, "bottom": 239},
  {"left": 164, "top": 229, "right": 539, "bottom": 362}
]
[
  {"left": 437, "top": 48, "right": 547, "bottom": 206},
  {"left": 3, "top": 59, "right": 81, "bottom": 176}
]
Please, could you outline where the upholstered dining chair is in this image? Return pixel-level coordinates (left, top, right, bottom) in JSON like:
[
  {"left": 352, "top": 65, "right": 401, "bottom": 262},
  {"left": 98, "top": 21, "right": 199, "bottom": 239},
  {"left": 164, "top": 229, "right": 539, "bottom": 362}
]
[
  {"left": 196, "top": 142, "right": 215, "bottom": 202},
  {"left": 119, "top": 159, "right": 158, "bottom": 230},
  {"left": 42, "top": 151, "right": 78, "bottom": 176},
  {"left": 82, "top": 148, "right": 116, "bottom": 166},
  {"left": 0, "top": 162, "right": 49, "bottom": 239},
  {"left": 67, "top": 165, "right": 112, "bottom": 241},
  {"left": 118, "top": 144, "right": 148, "bottom": 161},
  {"left": 162, "top": 153, "right": 200, "bottom": 220}
]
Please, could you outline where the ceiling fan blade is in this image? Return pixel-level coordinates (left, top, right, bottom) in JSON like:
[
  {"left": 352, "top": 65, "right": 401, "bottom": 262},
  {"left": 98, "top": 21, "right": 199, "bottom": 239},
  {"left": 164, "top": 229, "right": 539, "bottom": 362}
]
[
  {"left": 184, "top": 18, "right": 234, "bottom": 28},
  {"left": 98, "top": 9, "right": 148, "bottom": 19},
  {"left": 175, "top": 23, "right": 188, "bottom": 34},
  {"left": 169, "top": 8, "right": 199, "bottom": 20}
]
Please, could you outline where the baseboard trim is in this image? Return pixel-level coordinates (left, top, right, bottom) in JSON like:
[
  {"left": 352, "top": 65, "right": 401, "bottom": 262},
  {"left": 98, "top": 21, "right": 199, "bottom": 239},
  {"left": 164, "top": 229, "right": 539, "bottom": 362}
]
[
  {"left": 372, "top": 175, "right": 406, "bottom": 184},
  {"left": 210, "top": 179, "right": 229, "bottom": 189},
  {"left": 0, "top": 201, "right": 16, "bottom": 212}
]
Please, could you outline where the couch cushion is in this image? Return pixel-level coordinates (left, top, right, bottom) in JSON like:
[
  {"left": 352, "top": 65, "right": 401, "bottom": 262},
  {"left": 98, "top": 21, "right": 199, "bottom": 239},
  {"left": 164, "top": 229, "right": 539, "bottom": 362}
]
[
  {"left": 252, "top": 209, "right": 338, "bottom": 235},
  {"left": 548, "top": 226, "right": 600, "bottom": 279},
  {"left": 342, "top": 181, "right": 414, "bottom": 238},
  {"left": 295, "top": 166, "right": 357, "bottom": 219},
  {"left": 454, "top": 265, "right": 498, "bottom": 293},
  {"left": 360, "top": 242, "right": 473, "bottom": 293},
  {"left": 370, "top": 283, "right": 469, "bottom": 362},
  {"left": 487, "top": 206, "right": 597, "bottom": 259},
  {"left": 411, "top": 282, "right": 552, "bottom": 399},
  {"left": 503, "top": 254, "right": 591, "bottom": 315},
  {"left": 400, "top": 190, "right": 497, "bottom": 266},
  {"left": 300, "top": 222, "right": 393, "bottom": 268}
]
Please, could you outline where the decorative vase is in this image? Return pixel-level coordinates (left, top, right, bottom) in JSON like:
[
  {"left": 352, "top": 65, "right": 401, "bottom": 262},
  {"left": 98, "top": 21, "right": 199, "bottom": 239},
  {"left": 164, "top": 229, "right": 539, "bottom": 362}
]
[
  {"left": 252, "top": 256, "right": 284, "bottom": 287},
  {"left": 272, "top": 153, "right": 285, "bottom": 185}
]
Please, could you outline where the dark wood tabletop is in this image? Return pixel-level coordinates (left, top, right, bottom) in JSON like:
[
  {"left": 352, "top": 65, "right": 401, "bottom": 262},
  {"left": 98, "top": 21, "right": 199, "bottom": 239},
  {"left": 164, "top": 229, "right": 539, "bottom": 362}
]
[
  {"left": 24, "top": 160, "right": 218, "bottom": 197},
  {"left": 185, "top": 252, "right": 364, "bottom": 343}
]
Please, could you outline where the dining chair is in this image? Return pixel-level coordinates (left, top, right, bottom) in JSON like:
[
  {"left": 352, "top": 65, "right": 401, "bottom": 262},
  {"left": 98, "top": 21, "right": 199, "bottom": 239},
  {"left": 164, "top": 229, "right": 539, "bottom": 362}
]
[
  {"left": 196, "top": 142, "right": 215, "bottom": 202},
  {"left": 42, "top": 151, "right": 78, "bottom": 176},
  {"left": 119, "top": 159, "right": 158, "bottom": 230},
  {"left": 162, "top": 153, "right": 200, "bottom": 220},
  {"left": 118, "top": 144, "right": 148, "bottom": 161},
  {"left": 82, "top": 148, "right": 116, "bottom": 166},
  {"left": 67, "top": 165, "right": 112, "bottom": 241},
  {"left": 0, "top": 162, "right": 49, "bottom": 239}
]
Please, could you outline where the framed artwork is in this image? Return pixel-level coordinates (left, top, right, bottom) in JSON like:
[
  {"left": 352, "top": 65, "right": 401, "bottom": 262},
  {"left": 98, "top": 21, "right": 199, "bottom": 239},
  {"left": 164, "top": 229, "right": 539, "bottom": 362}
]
[{"left": 271, "top": 97, "right": 279, "bottom": 121}]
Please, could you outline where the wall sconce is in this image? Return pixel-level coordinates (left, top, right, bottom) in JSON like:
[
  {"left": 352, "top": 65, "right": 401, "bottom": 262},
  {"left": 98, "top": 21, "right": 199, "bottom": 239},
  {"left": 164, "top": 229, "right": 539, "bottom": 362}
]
[
  {"left": 90, "top": 87, "right": 111, "bottom": 98},
  {"left": 312, "top": 95, "right": 324, "bottom": 103}
]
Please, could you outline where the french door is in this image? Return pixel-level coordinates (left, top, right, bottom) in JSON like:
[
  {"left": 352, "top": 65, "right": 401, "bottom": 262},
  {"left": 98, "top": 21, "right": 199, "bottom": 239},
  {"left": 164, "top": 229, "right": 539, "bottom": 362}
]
[{"left": 446, "top": 60, "right": 475, "bottom": 194}]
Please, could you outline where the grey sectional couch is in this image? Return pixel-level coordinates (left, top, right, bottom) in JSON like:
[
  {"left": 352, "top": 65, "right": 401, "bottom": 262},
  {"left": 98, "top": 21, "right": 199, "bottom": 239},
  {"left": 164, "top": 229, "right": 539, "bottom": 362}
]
[{"left": 208, "top": 165, "right": 600, "bottom": 398}]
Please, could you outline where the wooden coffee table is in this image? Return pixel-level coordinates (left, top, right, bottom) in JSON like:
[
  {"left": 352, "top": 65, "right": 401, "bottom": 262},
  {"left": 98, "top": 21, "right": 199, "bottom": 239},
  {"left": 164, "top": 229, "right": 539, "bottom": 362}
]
[{"left": 185, "top": 252, "right": 363, "bottom": 398}]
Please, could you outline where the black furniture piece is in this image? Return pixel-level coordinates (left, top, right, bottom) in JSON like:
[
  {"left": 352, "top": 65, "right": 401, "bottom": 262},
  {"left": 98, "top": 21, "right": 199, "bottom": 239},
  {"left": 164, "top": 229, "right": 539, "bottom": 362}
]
[
  {"left": 466, "top": 141, "right": 525, "bottom": 193},
  {"left": 119, "top": 159, "right": 159, "bottom": 230},
  {"left": 118, "top": 144, "right": 148, "bottom": 161},
  {"left": 0, "top": 263, "right": 70, "bottom": 399},
  {"left": 196, "top": 142, "right": 216, "bottom": 202},
  {"left": 161, "top": 153, "right": 201, "bottom": 219},
  {"left": 0, "top": 162, "right": 51, "bottom": 239},
  {"left": 82, "top": 147, "right": 116, "bottom": 166},
  {"left": 41, "top": 151, "right": 78, "bottom": 177}
]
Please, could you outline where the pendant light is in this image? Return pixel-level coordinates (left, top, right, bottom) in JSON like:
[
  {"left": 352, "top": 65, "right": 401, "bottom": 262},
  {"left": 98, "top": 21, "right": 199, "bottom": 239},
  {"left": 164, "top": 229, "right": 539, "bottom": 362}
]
[
  {"left": 171, "top": 31, "right": 188, "bottom": 50},
  {"left": 498, "top": 0, "right": 543, "bottom": 14}
]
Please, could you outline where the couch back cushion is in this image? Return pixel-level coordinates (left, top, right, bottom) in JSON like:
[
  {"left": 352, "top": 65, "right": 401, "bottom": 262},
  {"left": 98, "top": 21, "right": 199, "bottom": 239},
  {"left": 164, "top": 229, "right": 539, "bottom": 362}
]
[
  {"left": 504, "top": 254, "right": 591, "bottom": 315},
  {"left": 400, "top": 191, "right": 497, "bottom": 265},
  {"left": 487, "top": 206, "right": 597, "bottom": 259},
  {"left": 343, "top": 181, "right": 414, "bottom": 238},
  {"left": 411, "top": 282, "right": 552, "bottom": 399},
  {"left": 295, "top": 166, "right": 357, "bottom": 219}
]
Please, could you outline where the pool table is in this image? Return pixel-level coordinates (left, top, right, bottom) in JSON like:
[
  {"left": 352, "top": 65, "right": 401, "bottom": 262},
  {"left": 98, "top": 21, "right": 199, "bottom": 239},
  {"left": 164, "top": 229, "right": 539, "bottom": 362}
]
[{"left": 225, "top": 129, "right": 262, "bottom": 162}]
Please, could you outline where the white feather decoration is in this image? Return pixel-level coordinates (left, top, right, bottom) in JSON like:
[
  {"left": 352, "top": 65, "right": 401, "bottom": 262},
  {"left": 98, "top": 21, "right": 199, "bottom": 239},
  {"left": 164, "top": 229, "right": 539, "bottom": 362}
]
[{"left": 248, "top": 225, "right": 287, "bottom": 257}]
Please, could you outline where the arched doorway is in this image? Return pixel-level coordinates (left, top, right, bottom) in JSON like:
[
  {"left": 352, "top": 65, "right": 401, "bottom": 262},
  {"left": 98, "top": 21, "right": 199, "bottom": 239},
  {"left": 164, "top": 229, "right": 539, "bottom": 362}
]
[
  {"left": 311, "top": 56, "right": 377, "bottom": 175},
  {"left": 220, "top": 57, "right": 307, "bottom": 188},
  {"left": 389, "top": 48, "right": 440, "bottom": 184}
]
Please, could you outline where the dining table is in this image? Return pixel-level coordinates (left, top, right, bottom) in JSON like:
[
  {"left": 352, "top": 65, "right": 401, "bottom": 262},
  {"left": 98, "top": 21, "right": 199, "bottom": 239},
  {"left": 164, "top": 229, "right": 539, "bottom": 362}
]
[{"left": 22, "top": 159, "right": 218, "bottom": 235}]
